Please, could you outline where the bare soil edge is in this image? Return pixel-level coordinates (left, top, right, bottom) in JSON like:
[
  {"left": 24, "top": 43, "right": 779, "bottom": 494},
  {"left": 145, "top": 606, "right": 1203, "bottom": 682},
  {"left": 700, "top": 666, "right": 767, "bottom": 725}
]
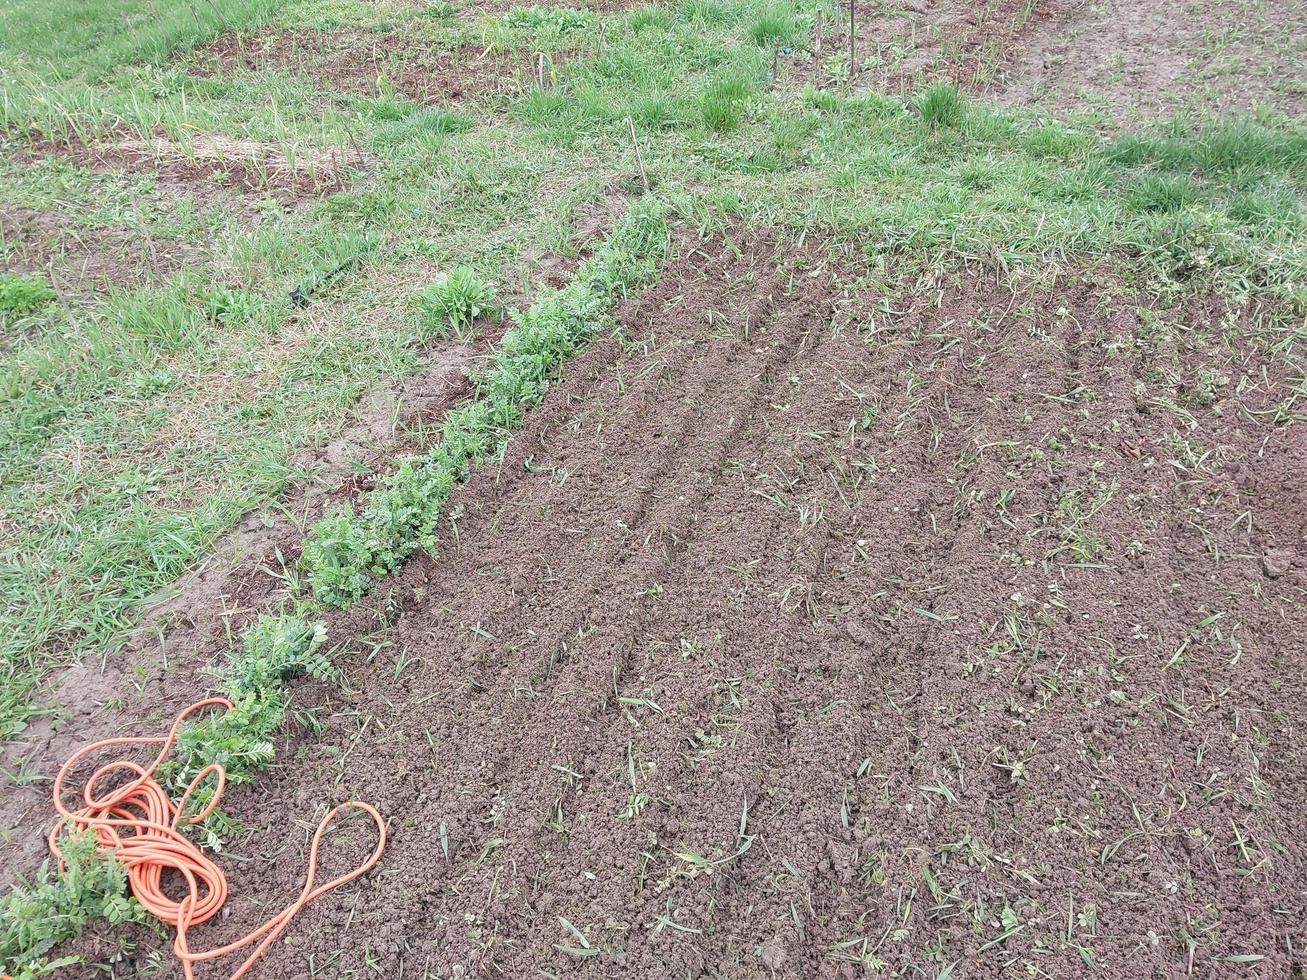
[
  {"left": 48, "top": 228, "right": 1307, "bottom": 977},
  {"left": 0, "top": 195, "right": 632, "bottom": 897}
]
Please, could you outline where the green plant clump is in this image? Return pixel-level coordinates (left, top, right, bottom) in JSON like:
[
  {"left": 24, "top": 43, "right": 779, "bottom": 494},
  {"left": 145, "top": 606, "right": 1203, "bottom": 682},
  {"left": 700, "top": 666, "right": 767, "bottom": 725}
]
[
  {"left": 0, "top": 274, "right": 57, "bottom": 317},
  {"left": 915, "top": 82, "right": 967, "bottom": 129},
  {"left": 0, "top": 833, "right": 146, "bottom": 977},
  {"left": 417, "top": 266, "right": 498, "bottom": 341},
  {"left": 166, "top": 613, "right": 332, "bottom": 798}
]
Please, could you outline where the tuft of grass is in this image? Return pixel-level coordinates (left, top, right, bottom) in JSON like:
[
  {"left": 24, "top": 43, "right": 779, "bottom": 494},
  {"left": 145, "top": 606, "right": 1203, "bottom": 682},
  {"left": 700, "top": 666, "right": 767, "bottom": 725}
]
[
  {"left": 915, "top": 83, "right": 967, "bottom": 129},
  {"left": 679, "top": 0, "right": 731, "bottom": 25},
  {"left": 627, "top": 92, "right": 690, "bottom": 131},
  {"left": 373, "top": 108, "right": 473, "bottom": 150},
  {"left": 1108, "top": 117, "right": 1307, "bottom": 176},
  {"left": 0, "top": 274, "right": 57, "bottom": 317},
  {"left": 701, "top": 74, "right": 755, "bottom": 132},
  {"left": 417, "top": 266, "right": 499, "bottom": 341},
  {"left": 748, "top": 5, "right": 800, "bottom": 48},
  {"left": 629, "top": 5, "right": 674, "bottom": 32},
  {"left": 1126, "top": 173, "right": 1205, "bottom": 213}
]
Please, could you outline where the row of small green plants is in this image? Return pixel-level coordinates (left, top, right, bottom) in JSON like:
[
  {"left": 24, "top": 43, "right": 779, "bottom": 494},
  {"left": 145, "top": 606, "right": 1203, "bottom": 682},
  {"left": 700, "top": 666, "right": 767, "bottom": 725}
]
[{"left": 0, "top": 195, "right": 673, "bottom": 979}]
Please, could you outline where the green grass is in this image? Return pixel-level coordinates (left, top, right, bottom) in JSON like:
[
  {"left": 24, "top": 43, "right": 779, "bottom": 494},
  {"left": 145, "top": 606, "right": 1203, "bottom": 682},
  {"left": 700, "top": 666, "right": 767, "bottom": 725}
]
[
  {"left": 0, "top": 0, "right": 1305, "bottom": 968},
  {"left": 0, "top": 0, "right": 275, "bottom": 81}
]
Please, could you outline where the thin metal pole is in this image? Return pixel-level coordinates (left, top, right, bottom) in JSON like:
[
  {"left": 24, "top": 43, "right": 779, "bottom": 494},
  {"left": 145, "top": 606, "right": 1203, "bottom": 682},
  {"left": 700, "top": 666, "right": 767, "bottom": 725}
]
[{"left": 849, "top": 0, "right": 856, "bottom": 78}]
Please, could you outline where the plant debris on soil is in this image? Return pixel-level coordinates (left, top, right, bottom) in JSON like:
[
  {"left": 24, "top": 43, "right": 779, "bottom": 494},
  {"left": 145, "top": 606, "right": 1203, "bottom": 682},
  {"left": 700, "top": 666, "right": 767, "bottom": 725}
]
[
  {"left": 27, "top": 133, "right": 360, "bottom": 204},
  {"left": 998, "top": 0, "right": 1307, "bottom": 123},
  {"left": 56, "top": 230, "right": 1306, "bottom": 978},
  {"left": 191, "top": 30, "right": 561, "bottom": 105},
  {"left": 839, "top": 0, "right": 1305, "bottom": 122},
  {"left": 1, "top": 203, "right": 183, "bottom": 297}
]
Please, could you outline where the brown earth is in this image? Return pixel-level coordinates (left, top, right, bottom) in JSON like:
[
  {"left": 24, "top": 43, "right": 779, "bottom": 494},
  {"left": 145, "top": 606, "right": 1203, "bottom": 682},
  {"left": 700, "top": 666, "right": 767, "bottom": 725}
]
[
  {"left": 1, "top": 203, "right": 188, "bottom": 298},
  {"left": 38, "top": 133, "right": 360, "bottom": 206},
  {"left": 191, "top": 30, "right": 561, "bottom": 106},
  {"left": 831, "top": 0, "right": 1306, "bottom": 124},
  {"left": 45, "top": 229, "right": 1307, "bottom": 977},
  {"left": 997, "top": 0, "right": 1307, "bottom": 124}
]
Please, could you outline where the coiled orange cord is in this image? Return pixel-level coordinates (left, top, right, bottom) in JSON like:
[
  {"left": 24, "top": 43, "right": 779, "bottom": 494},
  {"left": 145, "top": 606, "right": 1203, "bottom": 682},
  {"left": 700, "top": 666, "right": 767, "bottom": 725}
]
[{"left": 46, "top": 698, "right": 386, "bottom": 980}]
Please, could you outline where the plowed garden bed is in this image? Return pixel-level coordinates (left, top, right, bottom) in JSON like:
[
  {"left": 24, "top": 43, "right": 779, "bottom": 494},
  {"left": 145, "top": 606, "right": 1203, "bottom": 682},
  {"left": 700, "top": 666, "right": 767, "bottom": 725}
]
[{"left": 71, "top": 232, "right": 1307, "bottom": 977}]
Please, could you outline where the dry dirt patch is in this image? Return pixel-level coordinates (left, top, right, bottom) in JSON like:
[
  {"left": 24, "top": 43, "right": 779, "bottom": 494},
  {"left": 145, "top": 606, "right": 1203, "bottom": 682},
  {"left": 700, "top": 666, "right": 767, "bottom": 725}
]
[
  {"left": 59, "top": 231, "right": 1306, "bottom": 977},
  {"left": 998, "top": 0, "right": 1307, "bottom": 123},
  {"left": 842, "top": 0, "right": 1306, "bottom": 122},
  {"left": 16, "top": 131, "right": 362, "bottom": 215},
  {"left": 1, "top": 203, "right": 186, "bottom": 296},
  {"left": 828, "top": 0, "right": 1054, "bottom": 95},
  {"left": 71, "top": 133, "right": 357, "bottom": 202},
  {"left": 193, "top": 29, "right": 554, "bottom": 104}
]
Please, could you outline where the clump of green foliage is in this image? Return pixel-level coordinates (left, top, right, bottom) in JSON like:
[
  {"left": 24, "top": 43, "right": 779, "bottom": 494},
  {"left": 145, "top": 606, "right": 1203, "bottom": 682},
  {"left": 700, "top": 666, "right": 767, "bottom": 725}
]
[
  {"left": 167, "top": 613, "right": 331, "bottom": 795},
  {"left": 0, "top": 833, "right": 146, "bottom": 977},
  {"left": 501, "top": 4, "right": 596, "bottom": 34},
  {"left": 701, "top": 73, "right": 754, "bottom": 131},
  {"left": 748, "top": 4, "right": 801, "bottom": 48},
  {"left": 915, "top": 82, "right": 967, "bottom": 129},
  {"left": 200, "top": 284, "right": 263, "bottom": 326},
  {"left": 417, "top": 266, "right": 498, "bottom": 341},
  {"left": 0, "top": 274, "right": 56, "bottom": 317}
]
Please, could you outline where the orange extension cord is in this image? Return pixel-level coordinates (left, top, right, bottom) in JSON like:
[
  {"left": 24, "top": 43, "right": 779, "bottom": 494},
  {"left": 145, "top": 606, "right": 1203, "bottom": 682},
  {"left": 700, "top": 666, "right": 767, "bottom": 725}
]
[{"left": 35, "top": 698, "right": 386, "bottom": 980}]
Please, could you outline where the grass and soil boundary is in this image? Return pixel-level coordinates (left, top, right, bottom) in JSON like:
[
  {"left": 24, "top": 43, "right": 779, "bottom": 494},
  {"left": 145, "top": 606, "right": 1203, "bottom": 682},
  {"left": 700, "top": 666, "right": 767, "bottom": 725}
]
[{"left": 0, "top": 0, "right": 1304, "bottom": 976}]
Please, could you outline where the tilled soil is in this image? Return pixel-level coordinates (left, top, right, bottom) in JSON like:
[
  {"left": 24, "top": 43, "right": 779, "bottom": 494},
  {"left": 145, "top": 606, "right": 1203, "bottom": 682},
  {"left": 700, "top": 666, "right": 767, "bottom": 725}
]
[{"left": 71, "top": 230, "right": 1307, "bottom": 979}]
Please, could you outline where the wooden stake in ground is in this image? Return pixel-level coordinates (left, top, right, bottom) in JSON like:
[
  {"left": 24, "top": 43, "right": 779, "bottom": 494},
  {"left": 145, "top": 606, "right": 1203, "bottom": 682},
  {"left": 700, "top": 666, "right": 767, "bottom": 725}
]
[
  {"left": 536, "top": 51, "right": 546, "bottom": 88},
  {"left": 814, "top": 8, "right": 823, "bottom": 61},
  {"left": 625, "top": 116, "right": 649, "bottom": 192},
  {"left": 849, "top": 0, "right": 856, "bottom": 78}
]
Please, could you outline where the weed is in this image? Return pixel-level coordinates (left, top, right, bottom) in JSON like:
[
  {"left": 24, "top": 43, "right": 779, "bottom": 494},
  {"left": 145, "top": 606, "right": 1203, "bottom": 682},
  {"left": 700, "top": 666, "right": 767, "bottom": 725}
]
[
  {"left": 200, "top": 285, "right": 263, "bottom": 326},
  {"left": 0, "top": 274, "right": 56, "bottom": 317},
  {"left": 915, "top": 83, "right": 966, "bottom": 129},
  {"left": 0, "top": 833, "right": 146, "bottom": 971},
  {"left": 701, "top": 74, "right": 754, "bottom": 132},
  {"left": 749, "top": 5, "right": 800, "bottom": 49},
  {"left": 417, "top": 267, "right": 499, "bottom": 341},
  {"left": 501, "top": 5, "right": 596, "bottom": 35}
]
